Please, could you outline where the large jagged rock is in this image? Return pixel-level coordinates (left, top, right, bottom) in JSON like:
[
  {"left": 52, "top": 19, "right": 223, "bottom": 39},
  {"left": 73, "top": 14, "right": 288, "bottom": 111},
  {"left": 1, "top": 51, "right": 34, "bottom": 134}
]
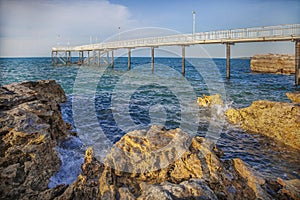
[
  {"left": 55, "top": 147, "right": 104, "bottom": 200},
  {"left": 56, "top": 124, "right": 298, "bottom": 199},
  {"left": 250, "top": 54, "right": 295, "bottom": 74},
  {"left": 97, "top": 125, "right": 272, "bottom": 199},
  {"left": 225, "top": 100, "right": 300, "bottom": 150},
  {"left": 0, "top": 80, "right": 69, "bottom": 199}
]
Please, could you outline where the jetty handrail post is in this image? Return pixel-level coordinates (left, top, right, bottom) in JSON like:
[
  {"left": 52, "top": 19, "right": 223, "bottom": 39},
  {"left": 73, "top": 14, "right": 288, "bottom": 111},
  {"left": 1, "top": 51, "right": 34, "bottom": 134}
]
[
  {"left": 182, "top": 46, "right": 185, "bottom": 76},
  {"left": 296, "top": 40, "right": 300, "bottom": 86}
]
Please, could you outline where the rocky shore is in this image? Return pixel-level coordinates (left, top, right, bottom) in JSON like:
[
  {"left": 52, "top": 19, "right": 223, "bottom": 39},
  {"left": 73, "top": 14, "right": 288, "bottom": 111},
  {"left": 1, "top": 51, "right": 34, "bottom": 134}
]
[
  {"left": 1, "top": 80, "right": 299, "bottom": 199},
  {"left": 225, "top": 93, "right": 300, "bottom": 150},
  {"left": 0, "top": 80, "right": 69, "bottom": 199},
  {"left": 250, "top": 54, "right": 295, "bottom": 74}
]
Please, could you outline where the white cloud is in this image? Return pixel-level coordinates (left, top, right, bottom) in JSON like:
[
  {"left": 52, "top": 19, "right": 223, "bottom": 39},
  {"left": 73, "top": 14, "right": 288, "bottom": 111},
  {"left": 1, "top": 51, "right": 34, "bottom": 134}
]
[{"left": 0, "top": 0, "right": 139, "bottom": 57}]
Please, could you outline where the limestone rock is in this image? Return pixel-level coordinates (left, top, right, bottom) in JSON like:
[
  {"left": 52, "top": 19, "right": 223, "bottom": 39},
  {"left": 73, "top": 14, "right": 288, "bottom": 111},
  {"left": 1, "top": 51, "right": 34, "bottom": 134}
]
[
  {"left": 44, "top": 124, "right": 293, "bottom": 200},
  {"left": 233, "top": 158, "right": 269, "bottom": 200},
  {"left": 277, "top": 178, "right": 300, "bottom": 200},
  {"left": 138, "top": 179, "right": 218, "bottom": 200},
  {"left": 97, "top": 125, "right": 266, "bottom": 199},
  {"left": 55, "top": 147, "right": 104, "bottom": 200},
  {"left": 197, "top": 93, "right": 224, "bottom": 107},
  {"left": 225, "top": 100, "right": 300, "bottom": 150},
  {"left": 0, "top": 80, "right": 68, "bottom": 199},
  {"left": 287, "top": 92, "right": 300, "bottom": 103},
  {"left": 251, "top": 54, "right": 295, "bottom": 74}
]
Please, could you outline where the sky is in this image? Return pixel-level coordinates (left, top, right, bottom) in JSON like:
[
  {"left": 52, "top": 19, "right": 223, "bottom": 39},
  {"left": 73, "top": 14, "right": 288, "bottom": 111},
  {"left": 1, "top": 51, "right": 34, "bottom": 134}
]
[{"left": 0, "top": 0, "right": 299, "bottom": 58}]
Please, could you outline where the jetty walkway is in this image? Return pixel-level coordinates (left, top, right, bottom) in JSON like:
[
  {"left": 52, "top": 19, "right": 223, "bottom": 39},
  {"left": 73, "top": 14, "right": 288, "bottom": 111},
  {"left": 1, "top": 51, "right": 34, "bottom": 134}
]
[{"left": 51, "top": 24, "right": 300, "bottom": 85}]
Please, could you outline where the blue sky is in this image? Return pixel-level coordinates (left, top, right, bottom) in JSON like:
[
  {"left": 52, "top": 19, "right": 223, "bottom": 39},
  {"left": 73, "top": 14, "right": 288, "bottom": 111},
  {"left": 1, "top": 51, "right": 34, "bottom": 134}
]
[{"left": 0, "top": 0, "right": 299, "bottom": 57}]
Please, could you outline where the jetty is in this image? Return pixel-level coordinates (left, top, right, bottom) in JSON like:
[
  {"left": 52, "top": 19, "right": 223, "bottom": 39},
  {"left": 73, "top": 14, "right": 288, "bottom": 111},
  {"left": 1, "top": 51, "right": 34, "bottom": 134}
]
[{"left": 51, "top": 24, "right": 300, "bottom": 85}]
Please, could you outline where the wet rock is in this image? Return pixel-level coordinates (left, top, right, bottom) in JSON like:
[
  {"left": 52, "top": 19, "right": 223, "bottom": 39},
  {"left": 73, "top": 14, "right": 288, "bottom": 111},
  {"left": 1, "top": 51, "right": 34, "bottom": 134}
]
[
  {"left": 138, "top": 179, "right": 218, "bottom": 200},
  {"left": 96, "top": 125, "right": 266, "bottom": 199},
  {"left": 277, "top": 178, "right": 300, "bottom": 200},
  {"left": 197, "top": 93, "right": 224, "bottom": 107},
  {"left": 46, "top": 123, "right": 295, "bottom": 200},
  {"left": 251, "top": 54, "right": 295, "bottom": 74},
  {"left": 287, "top": 92, "right": 300, "bottom": 103},
  {"left": 0, "top": 80, "right": 68, "bottom": 199},
  {"left": 233, "top": 158, "right": 269, "bottom": 200},
  {"left": 55, "top": 147, "right": 104, "bottom": 200},
  {"left": 225, "top": 100, "right": 300, "bottom": 150}
]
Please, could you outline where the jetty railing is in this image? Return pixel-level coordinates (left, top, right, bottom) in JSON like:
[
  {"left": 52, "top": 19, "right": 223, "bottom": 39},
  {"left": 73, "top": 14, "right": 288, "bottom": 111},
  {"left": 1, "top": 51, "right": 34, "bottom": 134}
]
[
  {"left": 52, "top": 24, "right": 300, "bottom": 51},
  {"left": 51, "top": 24, "right": 300, "bottom": 85}
]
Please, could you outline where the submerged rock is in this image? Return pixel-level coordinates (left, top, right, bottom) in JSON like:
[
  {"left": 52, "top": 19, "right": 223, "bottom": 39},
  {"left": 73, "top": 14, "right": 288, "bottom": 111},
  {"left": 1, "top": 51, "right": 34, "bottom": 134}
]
[
  {"left": 225, "top": 100, "right": 300, "bottom": 150},
  {"left": 197, "top": 94, "right": 224, "bottom": 107}
]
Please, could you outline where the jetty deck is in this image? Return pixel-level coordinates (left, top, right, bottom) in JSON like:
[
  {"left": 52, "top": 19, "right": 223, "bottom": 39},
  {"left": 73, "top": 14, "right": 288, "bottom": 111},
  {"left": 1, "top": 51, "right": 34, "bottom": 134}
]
[{"left": 51, "top": 24, "right": 300, "bottom": 85}]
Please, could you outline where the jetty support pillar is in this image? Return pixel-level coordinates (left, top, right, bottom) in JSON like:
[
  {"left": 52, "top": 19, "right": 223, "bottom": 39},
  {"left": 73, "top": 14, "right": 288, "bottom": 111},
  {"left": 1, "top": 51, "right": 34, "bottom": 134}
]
[
  {"left": 128, "top": 48, "right": 131, "bottom": 70},
  {"left": 55, "top": 51, "right": 58, "bottom": 65},
  {"left": 98, "top": 50, "right": 101, "bottom": 66},
  {"left": 226, "top": 43, "right": 233, "bottom": 79},
  {"left": 111, "top": 50, "right": 114, "bottom": 68},
  {"left": 51, "top": 51, "right": 54, "bottom": 65},
  {"left": 78, "top": 51, "right": 84, "bottom": 65},
  {"left": 151, "top": 47, "right": 155, "bottom": 73},
  {"left": 67, "top": 51, "right": 71, "bottom": 65},
  {"left": 88, "top": 51, "right": 91, "bottom": 65},
  {"left": 296, "top": 40, "right": 300, "bottom": 86},
  {"left": 107, "top": 51, "right": 109, "bottom": 64},
  {"left": 182, "top": 46, "right": 185, "bottom": 76}
]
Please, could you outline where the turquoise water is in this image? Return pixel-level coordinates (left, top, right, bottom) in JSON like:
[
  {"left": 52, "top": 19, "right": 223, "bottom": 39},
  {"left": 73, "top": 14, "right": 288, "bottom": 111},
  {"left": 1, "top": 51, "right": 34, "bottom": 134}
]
[{"left": 1, "top": 57, "right": 299, "bottom": 186}]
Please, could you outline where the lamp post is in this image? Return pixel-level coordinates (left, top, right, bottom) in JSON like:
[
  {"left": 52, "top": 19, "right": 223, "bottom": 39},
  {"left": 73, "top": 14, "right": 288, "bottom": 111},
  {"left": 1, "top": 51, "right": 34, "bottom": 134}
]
[
  {"left": 192, "top": 11, "right": 196, "bottom": 35},
  {"left": 118, "top": 27, "right": 121, "bottom": 41}
]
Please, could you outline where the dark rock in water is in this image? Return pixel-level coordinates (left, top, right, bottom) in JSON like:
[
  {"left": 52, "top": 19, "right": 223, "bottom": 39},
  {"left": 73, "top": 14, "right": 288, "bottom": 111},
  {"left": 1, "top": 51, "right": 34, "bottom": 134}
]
[{"left": 0, "top": 80, "right": 68, "bottom": 199}]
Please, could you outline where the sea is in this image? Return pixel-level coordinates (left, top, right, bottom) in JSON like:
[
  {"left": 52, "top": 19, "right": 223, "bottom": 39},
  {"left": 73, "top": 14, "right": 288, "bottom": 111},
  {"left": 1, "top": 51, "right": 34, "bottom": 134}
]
[{"left": 1, "top": 57, "right": 299, "bottom": 187}]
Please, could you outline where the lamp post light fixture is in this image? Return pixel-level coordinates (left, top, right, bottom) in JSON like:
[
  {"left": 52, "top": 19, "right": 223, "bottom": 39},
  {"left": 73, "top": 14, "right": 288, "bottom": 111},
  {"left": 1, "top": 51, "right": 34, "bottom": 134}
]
[{"left": 192, "top": 11, "right": 196, "bottom": 35}]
